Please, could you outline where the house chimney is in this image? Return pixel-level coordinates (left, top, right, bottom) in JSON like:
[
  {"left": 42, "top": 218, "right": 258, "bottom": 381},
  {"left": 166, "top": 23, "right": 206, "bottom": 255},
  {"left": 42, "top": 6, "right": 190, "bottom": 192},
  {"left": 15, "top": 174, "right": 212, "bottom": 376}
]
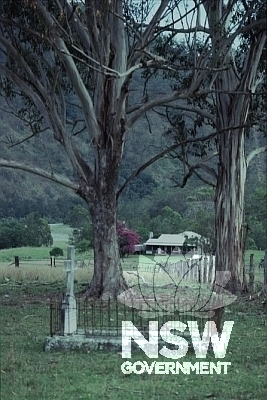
[{"left": 149, "top": 232, "right": 153, "bottom": 239}]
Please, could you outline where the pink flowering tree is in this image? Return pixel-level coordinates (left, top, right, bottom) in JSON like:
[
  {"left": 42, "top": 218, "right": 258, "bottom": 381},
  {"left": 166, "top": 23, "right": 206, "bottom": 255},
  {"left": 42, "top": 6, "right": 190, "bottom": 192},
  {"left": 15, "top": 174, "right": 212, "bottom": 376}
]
[{"left": 117, "top": 222, "right": 141, "bottom": 257}]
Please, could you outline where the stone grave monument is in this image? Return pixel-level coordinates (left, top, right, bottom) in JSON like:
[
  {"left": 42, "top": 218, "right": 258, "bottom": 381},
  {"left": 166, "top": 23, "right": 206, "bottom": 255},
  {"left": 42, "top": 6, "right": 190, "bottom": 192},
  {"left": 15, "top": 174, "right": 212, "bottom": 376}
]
[{"left": 61, "top": 245, "right": 78, "bottom": 334}]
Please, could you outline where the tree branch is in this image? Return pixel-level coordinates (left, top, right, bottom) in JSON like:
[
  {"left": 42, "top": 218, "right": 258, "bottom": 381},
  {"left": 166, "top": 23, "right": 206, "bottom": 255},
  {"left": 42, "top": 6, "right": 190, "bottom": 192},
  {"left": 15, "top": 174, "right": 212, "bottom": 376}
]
[
  {"left": 0, "top": 65, "right": 50, "bottom": 126},
  {"left": 171, "top": 152, "right": 218, "bottom": 188},
  {"left": 0, "top": 64, "right": 93, "bottom": 185},
  {"left": 246, "top": 146, "right": 267, "bottom": 166},
  {"left": 67, "top": 44, "right": 175, "bottom": 78},
  {"left": 127, "top": 95, "right": 216, "bottom": 123},
  {"left": 0, "top": 159, "right": 79, "bottom": 191},
  {"left": 126, "top": 89, "right": 200, "bottom": 130},
  {"left": 162, "top": 104, "right": 216, "bottom": 124},
  {"left": 141, "top": 0, "right": 170, "bottom": 44},
  {"left": 126, "top": 0, "right": 170, "bottom": 67},
  {"left": 191, "top": 169, "right": 217, "bottom": 188},
  {"left": 117, "top": 143, "right": 177, "bottom": 199},
  {"left": 0, "top": 36, "right": 48, "bottom": 101},
  {"left": 117, "top": 131, "right": 219, "bottom": 199},
  {"left": 33, "top": 0, "right": 101, "bottom": 144},
  {"left": 225, "top": 19, "right": 266, "bottom": 51},
  {"left": 158, "top": 25, "right": 210, "bottom": 35}
]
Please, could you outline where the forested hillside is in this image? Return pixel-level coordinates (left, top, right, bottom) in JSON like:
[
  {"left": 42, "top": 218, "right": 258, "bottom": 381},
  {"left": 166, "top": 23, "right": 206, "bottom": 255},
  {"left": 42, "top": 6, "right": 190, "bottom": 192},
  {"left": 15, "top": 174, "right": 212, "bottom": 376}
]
[{"left": 0, "top": 74, "right": 266, "bottom": 248}]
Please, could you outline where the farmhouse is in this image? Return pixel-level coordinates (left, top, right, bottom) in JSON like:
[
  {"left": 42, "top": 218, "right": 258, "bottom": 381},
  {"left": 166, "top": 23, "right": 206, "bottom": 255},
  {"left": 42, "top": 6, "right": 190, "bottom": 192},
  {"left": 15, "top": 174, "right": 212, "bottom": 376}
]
[{"left": 143, "top": 231, "right": 202, "bottom": 255}]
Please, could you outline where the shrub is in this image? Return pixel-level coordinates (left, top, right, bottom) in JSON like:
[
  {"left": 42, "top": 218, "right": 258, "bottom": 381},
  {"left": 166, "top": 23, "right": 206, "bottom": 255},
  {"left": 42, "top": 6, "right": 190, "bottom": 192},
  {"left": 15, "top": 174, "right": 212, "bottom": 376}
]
[{"left": 49, "top": 247, "right": 64, "bottom": 257}]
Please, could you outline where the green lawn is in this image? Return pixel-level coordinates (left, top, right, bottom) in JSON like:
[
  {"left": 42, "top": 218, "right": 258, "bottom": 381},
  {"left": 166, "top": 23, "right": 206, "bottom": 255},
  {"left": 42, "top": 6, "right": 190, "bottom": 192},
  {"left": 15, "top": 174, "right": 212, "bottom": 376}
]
[
  {"left": 0, "top": 246, "right": 57, "bottom": 263},
  {"left": 0, "top": 223, "right": 73, "bottom": 263},
  {"left": 0, "top": 283, "right": 266, "bottom": 400},
  {"left": 0, "top": 228, "right": 266, "bottom": 398},
  {"left": 0, "top": 224, "right": 94, "bottom": 263},
  {"left": 49, "top": 223, "right": 73, "bottom": 249}
]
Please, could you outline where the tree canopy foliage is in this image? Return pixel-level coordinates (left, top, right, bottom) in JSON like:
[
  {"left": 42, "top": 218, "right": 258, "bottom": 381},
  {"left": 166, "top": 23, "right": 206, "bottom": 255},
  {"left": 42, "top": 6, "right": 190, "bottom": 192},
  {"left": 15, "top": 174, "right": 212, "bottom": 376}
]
[
  {"left": 0, "top": 213, "right": 53, "bottom": 249},
  {"left": 0, "top": 0, "right": 265, "bottom": 298}
]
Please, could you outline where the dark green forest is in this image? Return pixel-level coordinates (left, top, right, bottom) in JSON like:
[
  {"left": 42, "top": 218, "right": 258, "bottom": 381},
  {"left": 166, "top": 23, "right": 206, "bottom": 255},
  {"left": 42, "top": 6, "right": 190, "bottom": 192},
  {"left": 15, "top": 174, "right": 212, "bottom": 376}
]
[
  {"left": 0, "top": 212, "right": 52, "bottom": 249},
  {"left": 0, "top": 73, "right": 266, "bottom": 250}
]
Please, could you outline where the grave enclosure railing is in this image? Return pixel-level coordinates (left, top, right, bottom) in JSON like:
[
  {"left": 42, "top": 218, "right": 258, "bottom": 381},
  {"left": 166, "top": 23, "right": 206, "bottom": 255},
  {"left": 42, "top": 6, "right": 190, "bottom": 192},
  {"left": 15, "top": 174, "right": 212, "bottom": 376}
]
[
  {"left": 49, "top": 296, "right": 206, "bottom": 338},
  {"left": 49, "top": 246, "right": 267, "bottom": 339}
]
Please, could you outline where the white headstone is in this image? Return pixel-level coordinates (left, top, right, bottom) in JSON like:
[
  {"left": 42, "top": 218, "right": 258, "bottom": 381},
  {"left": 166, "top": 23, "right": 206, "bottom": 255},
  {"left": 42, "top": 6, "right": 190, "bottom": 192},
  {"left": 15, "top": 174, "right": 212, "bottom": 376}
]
[{"left": 62, "top": 246, "right": 78, "bottom": 334}]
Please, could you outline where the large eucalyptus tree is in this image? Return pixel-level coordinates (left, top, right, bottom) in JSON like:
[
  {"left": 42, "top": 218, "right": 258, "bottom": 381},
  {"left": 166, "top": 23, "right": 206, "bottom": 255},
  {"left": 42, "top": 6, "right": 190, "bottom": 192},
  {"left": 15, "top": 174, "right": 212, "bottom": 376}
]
[
  {"left": 203, "top": 0, "right": 266, "bottom": 293},
  {"left": 0, "top": 1, "right": 265, "bottom": 298},
  {"left": 163, "top": 0, "right": 266, "bottom": 294}
]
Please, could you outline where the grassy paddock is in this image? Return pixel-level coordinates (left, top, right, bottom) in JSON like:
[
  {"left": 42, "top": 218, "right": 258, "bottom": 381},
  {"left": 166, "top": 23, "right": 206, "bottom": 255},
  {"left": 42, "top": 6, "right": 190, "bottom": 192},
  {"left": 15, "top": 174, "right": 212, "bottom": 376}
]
[
  {"left": 0, "top": 262, "right": 93, "bottom": 284},
  {"left": 1, "top": 221, "right": 264, "bottom": 266},
  {"left": 0, "top": 246, "right": 57, "bottom": 263},
  {"left": 0, "top": 284, "right": 266, "bottom": 400},
  {"left": 0, "top": 250, "right": 264, "bottom": 287},
  {"left": 0, "top": 260, "right": 200, "bottom": 287},
  {"left": 0, "top": 234, "right": 266, "bottom": 399},
  {"left": 244, "top": 250, "right": 265, "bottom": 266},
  {"left": 0, "top": 247, "right": 94, "bottom": 263},
  {"left": 0, "top": 224, "right": 72, "bottom": 263},
  {"left": 49, "top": 223, "right": 73, "bottom": 245}
]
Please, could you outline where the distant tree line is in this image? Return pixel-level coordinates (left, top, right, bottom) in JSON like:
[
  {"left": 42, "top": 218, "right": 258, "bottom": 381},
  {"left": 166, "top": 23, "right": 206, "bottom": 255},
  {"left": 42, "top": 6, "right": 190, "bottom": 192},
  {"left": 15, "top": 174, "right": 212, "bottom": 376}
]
[
  {"left": 119, "top": 183, "right": 266, "bottom": 252},
  {"left": 0, "top": 212, "right": 53, "bottom": 250},
  {"left": 68, "top": 180, "right": 266, "bottom": 255}
]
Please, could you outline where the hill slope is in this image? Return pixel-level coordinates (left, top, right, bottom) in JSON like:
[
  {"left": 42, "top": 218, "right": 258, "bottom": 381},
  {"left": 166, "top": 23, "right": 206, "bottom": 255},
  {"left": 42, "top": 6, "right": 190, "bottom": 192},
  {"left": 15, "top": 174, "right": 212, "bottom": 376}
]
[{"left": 0, "top": 78, "right": 265, "bottom": 223}]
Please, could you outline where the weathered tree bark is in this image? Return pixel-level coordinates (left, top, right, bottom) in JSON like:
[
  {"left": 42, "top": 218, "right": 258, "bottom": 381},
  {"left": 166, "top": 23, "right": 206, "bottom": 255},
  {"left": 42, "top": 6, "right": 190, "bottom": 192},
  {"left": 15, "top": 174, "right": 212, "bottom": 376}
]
[
  {"left": 79, "top": 147, "right": 128, "bottom": 298},
  {"left": 215, "top": 129, "right": 247, "bottom": 294},
  {"left": 204, "top": 0, "right": 266, "bottom": 328},
  {"left": 88, "top": 202, "right": 127, "bottom": 298},
  {"left": 213, "top": 43, "right": 265, "bottom": 296}
]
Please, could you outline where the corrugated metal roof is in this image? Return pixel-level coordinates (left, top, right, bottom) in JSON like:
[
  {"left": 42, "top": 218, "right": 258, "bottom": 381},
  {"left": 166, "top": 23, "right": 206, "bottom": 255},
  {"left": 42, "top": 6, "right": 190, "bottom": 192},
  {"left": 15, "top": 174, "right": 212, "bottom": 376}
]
[{"left": 144, "top": 231, "right": 201, "bottom": 246}]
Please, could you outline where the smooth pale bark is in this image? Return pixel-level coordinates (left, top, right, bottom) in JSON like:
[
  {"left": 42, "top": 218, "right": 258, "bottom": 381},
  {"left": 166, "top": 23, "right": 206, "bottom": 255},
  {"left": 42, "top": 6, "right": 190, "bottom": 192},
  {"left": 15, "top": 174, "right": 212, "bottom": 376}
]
[
  {"left": 215, "top": 130, "right": 247, "bottom": 293},
  {"left": 214, "top": 49, "right": 265, "bottom": 297},
  {"left": 204, "top": 1, "right": 266, "bottom": 317}
]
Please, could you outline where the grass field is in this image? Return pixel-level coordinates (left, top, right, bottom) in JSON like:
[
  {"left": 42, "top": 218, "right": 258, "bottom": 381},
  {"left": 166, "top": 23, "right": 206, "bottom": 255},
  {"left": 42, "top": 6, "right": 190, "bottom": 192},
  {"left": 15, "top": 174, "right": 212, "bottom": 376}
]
[
  {"left": 0, "top": 246, "right": 265, "bottom": 289},
  {"left": 0, "top": 225, "right": 266, "bottom": 399},
  {"left": 0, "top": 223, "right": 73, "bottom": 263},
  {"left": 0, "top": 284, "right": 266, "bottom": 400},
  {"left": 49, "top": 223, "right": 73, "bottom": 249},
  {"left": 0, "top": 222, "right": 264, "bottom": 266}
]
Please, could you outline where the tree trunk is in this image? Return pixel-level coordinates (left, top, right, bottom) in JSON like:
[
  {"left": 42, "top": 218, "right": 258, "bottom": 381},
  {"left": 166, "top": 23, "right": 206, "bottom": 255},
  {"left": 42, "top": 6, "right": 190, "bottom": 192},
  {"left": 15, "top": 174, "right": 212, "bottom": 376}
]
[
  {"left": 204, "top": 0, "right": 265, "bottom": 291},
  {"left": 215, "top": 129, "right": 247, "bottom": 295},
  {"left": 204, "top": 0, "right": 266, "bottom": 331},
  {"left": 213, "top": 62, "right": 249, "bottom": 298},
  {"left": 87, "top": 204, "right": 127, "bottom": 299},
  {"left": 81, "top": 148, "right": 128, "bottom": 299}
]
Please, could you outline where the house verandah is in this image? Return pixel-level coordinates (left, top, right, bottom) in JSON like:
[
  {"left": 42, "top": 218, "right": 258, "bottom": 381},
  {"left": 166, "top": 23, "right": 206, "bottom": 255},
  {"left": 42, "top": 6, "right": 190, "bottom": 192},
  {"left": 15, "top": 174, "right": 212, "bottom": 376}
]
[{"left": 143, "top": 231, "right": 202, "bottom": 255}]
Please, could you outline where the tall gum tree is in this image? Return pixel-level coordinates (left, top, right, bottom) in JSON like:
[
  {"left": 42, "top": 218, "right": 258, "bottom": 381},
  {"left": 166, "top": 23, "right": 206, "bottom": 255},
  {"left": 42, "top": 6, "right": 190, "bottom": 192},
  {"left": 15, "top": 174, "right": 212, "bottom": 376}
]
[
  {"left": 0, "top": 0, "right": 207, "bottom": 298},
  {"left": 0, "top": 1, "right": 265, "bottom": 298},
  {"left": 149, "top": 1, "right": 266, "bottom": 300},
  {"left": 203, "top": 0, "right": 266, "bottom": 294}
]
